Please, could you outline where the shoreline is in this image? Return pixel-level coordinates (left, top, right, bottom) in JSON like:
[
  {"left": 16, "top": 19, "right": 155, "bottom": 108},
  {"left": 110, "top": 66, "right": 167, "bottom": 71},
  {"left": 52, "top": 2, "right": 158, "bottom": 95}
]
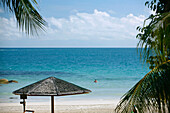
[
  {"left": 0, "top": 99, "right": 118, "bottom": 113},
  {"left": 0, "top": 98, "right": 119, "bottom": 105}
]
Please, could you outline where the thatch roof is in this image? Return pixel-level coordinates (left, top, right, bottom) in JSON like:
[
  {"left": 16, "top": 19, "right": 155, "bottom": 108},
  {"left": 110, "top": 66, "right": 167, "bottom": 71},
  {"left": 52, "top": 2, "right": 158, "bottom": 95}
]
[{"left": 13, "top": 77, "right": 91, "bottom": 96}]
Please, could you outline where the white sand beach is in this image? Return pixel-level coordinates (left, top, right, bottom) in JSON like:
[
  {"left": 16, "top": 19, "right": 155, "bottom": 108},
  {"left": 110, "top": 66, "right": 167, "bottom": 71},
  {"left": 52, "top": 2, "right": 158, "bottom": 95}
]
[{"left": 0, "top": 100, "right": 118, "bottom": 113}]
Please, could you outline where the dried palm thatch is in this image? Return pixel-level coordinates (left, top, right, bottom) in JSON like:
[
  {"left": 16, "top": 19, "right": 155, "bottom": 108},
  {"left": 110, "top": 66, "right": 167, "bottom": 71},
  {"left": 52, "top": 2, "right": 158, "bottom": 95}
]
[{"left": 13, "top": 77, "right": 91, "bottom": 96}]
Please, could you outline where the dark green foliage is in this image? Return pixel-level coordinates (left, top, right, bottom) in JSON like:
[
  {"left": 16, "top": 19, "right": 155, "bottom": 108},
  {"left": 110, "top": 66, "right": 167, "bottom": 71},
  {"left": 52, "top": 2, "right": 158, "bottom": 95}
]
[
  {"left": 137, "top": 12, "right": 170, "bottom": 69},
  {"left": 145, "top": 0, "right": 170, "bottom": 13},
  {"left": 115, "top": 60, "right": 170, "bottom": 113},
  {"left": 0, "top": 0, "right": 47, "bottom": 36},
  {"left": 136, "top": 0, "right": 170, "bottom": 69}
]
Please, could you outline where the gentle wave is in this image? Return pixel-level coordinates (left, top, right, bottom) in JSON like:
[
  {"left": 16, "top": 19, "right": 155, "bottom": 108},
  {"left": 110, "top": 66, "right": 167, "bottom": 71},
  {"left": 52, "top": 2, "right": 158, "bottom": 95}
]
[
  {"left": 100, "top": 77, "right": 141, "bottom": 81},
  {"left": 0, "top": 71, "right": 76, "bottom": 76}
]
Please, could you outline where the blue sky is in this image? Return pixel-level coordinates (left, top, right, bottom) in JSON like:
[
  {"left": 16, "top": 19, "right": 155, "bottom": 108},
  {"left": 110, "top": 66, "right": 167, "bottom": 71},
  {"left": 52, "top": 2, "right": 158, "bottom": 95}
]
[{"left": 0, "top": 0, "right": 151, "bottom": 47}]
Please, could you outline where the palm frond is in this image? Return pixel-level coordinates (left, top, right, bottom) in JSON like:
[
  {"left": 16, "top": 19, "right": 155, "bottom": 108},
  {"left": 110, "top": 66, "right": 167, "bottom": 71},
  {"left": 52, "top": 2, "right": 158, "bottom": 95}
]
[
  {"left": 0, "top": 0, "right": 47, "bottom": 36},
  {"left": 115, "top": 60, "right": 170, "bottom": 113},
  {"left": 136, "top": 12, "right": 170, "bottom": 69}
]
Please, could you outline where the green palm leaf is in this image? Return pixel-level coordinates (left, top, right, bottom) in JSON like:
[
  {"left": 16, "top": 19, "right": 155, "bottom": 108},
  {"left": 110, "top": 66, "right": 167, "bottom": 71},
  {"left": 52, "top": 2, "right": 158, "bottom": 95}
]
[
  {"left": 0, "top": 0, "right": 46, "bottom": 36},
  {"left": 115, "top": 60, "right": 170, "bottom": 113},
  {"left": 136, "top": 12, "right": 170, "bottom": 69}
]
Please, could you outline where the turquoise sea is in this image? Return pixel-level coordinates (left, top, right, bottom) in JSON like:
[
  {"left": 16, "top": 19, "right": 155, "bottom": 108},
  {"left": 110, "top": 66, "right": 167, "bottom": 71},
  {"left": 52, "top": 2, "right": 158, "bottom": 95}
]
[{"left": 0, "top": 48, "right": 150, "bottom": 103}]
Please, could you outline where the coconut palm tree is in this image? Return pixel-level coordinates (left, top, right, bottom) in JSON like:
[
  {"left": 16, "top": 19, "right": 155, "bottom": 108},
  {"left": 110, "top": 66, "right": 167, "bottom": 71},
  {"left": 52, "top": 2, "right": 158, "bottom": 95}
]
[
  {"left": 115, "top": 60, "right": 170, "bottom": 113},
  {"left": 136, "top": 12, "right": 170, "bottom": 70},
  {"left": 115, "top": 0, "right": 170, "bottom": 112},
  {"left": 136, "top": 0, "right": 170, "bottom": 69},
  {"left": 0, "top": 0, "right": 46, "bottom": 36}
]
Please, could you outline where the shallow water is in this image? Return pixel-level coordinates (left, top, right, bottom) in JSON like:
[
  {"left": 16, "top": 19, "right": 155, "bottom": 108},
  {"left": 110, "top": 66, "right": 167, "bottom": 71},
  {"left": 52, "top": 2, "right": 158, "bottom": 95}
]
[{"left": 0, "top": 48, "right": 150, "bottom": 103}]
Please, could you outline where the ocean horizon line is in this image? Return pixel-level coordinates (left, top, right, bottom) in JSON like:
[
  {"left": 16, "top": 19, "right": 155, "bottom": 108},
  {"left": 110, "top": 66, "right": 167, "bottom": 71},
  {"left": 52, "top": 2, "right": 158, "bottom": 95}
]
[{"left": 0, "top": 47, "right": 138, "bottom": 49}]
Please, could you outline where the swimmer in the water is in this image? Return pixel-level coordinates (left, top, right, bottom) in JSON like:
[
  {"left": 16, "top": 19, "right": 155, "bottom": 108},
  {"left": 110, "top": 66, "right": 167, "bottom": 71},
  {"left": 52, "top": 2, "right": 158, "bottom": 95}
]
[{"left": 94, "top": 79, "right": 97, "bottom": 83}]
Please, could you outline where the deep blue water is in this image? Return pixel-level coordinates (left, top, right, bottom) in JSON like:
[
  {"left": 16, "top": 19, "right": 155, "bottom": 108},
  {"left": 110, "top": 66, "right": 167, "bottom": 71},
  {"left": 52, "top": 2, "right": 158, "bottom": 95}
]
[{"left": 0, "top": 48, "right": 150, "bottom": 102}]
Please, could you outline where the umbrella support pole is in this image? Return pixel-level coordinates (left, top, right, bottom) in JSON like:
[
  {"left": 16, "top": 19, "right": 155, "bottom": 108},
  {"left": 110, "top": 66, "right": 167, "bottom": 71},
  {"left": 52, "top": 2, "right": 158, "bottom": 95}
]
[
  {"left": 20, "top": 99, "right": 26, "bottom": 113},
  {"left": 20, "top": 94, "right": 27, "bottom": 113},
  {"left": 23, "top": 99, "right": 26, "bottom": 112},
  {"left": 51, "top": 96, "right": 54, "bottom": 113}
]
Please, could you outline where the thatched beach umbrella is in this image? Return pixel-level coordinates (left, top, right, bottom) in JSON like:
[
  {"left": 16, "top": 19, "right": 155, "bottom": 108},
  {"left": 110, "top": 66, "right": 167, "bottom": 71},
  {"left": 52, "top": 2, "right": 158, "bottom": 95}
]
[{"left": 13, "top": 77, "right": 91, "bottom": 113}]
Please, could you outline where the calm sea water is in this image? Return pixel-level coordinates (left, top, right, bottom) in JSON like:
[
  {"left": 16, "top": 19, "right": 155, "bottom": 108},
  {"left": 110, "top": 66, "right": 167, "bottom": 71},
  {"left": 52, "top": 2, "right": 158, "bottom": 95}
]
[{"left": 0, "top": 48, "right": 150, "bottom": 102}]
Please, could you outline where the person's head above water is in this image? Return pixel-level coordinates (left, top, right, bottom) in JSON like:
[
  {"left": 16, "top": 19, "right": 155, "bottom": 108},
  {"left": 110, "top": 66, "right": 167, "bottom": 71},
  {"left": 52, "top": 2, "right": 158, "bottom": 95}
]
[{"left": 94, "top": 79, "right": 97, "bottom": 83}]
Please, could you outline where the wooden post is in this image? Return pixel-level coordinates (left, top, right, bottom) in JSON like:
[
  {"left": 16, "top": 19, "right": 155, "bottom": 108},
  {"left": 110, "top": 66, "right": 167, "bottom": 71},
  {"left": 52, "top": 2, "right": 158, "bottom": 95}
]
[
  {"left": 20, "top": 95, "right": 27, "bottom": 113},
  {"left": 51, "top": 96, "right": 54, "bottom": 113},
  {"left": 23, "top": 99, "right": 26, "bottom": 113}
]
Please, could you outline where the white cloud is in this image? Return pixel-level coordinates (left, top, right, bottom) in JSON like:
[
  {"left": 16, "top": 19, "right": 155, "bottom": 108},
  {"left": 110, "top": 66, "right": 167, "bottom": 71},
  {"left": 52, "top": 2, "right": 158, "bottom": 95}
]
[
  {"left": 45, "top": 9, "right": 145, "bottom": 40},
  {"left": 0, "top": 9, "right": 146, "bottom": 41},
  {"left": 0, "top": 17, "right": 23, "bottom": 40}
]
